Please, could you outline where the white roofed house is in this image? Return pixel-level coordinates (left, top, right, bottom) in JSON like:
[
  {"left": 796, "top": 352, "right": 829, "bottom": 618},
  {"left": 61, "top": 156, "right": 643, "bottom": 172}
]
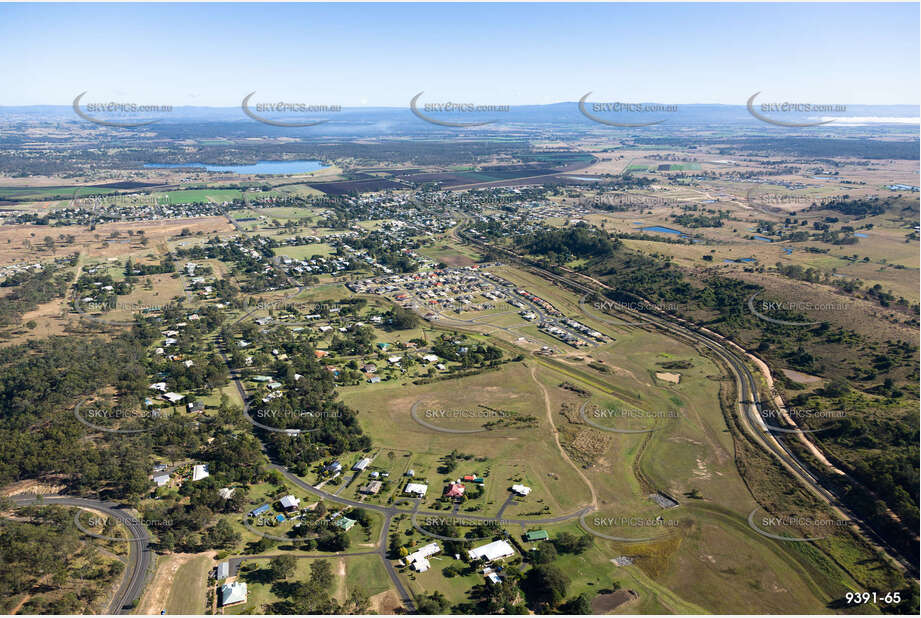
[
  {"left": 279, "top": 494, "right": 300, "bottom": 511},
  {"left": 404, "top": 482, "right": 428, "bottom": 497},
  {"left": 468, "top": 539, "right": 516, "bottom": 563},
  {"left": 220, "top": 581, "right": 247, "bottom": 606},
  {"left": 352, "top": 457, "right": 372, "bottom": 471},
  {"left": 163, "top": 392, "right": 185, "bottom": 404},
  {"left": 191, "top": 464, "right": 209, "bottom": 481},
  {"left": 511, "top": 484, "right": 531, "bottom": 496},
  {"left": 403, "top": 542, "right": 441, "bottom": 572}
]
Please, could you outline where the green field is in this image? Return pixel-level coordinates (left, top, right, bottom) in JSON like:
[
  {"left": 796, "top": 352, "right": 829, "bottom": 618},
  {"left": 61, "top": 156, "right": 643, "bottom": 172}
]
[
  {"left": 157, "top": 189, "right": 243, "bottom": 205},
  {"left": 272, "top": 243, "right": 336, "bottom": 260},
  {"left": 164, "top": 555, "right": 212, "bottom": 614}
]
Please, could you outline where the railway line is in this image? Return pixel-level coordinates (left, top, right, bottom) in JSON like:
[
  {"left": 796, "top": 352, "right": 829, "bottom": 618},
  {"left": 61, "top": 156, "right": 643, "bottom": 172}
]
[{"left": 457, "top": 227, "right": 914, "bottom": 576}]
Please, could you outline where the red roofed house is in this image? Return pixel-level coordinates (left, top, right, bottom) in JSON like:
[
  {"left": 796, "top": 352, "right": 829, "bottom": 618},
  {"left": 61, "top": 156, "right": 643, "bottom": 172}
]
[{"left": 445, "top": 482, "right": 466, "bottom": 499}]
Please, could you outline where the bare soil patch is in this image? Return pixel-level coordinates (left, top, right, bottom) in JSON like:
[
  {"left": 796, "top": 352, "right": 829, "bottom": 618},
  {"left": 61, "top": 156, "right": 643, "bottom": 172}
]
[{"left": 591, "top": 589, "right": 639, "bottom": 613}]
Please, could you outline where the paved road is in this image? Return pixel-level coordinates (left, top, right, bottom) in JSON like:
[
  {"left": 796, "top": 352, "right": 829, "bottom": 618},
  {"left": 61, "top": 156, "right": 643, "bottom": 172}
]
[
  {"left": 459, "top": 229, "right": 914, "bottom": 575},
  {"left": 219, "top": 267, "right": 601, "bottom": 610},
  {"left": 9, "top": 494, "right": 152, "bottom": 614}
]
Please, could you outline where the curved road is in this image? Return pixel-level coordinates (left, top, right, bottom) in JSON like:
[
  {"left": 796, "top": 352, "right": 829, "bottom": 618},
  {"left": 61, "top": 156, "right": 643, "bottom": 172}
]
[
  {"left": 9, "top": 494, "right": 152, "bottom": 614},
  {"left": 458, "top": 228, "right": 913, "bottom": 575}
]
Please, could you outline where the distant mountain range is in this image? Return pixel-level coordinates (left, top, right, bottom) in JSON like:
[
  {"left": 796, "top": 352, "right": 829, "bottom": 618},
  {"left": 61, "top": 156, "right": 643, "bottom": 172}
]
[{"left": 1, "top": 101, "right": 917, "bottom": 139}]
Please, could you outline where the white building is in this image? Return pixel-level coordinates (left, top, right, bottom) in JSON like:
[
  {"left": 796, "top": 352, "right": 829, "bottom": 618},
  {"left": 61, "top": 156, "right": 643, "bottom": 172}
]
[
  {"left": 352, "top": 458, "right": 372, "bottom": 471},
  {"left": 404, "top": 542, "right": 440, "bottom": 572},
  {"left": 404, "top": 482, "right": 428, "bottom": 497},
  {"left": 468, "top": 539, "right": 516, "bottom": 562},
  {"left": 279, "top": 494, "right": 300, "bottom": 510},
  {"left": 191, "top": 464, "right": 209, "bottom": 481},
  {"left": 511, "top": 484, "right": 531, "bottom": 496},
  {"left": 220, "top": 581, "right": 247, "bottom": 606}
]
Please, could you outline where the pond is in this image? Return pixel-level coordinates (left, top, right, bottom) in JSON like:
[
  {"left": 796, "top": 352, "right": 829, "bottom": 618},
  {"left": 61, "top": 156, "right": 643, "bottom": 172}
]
[
  {"left": 641, "top": 225, "right": 685, "bottom": 235},
  {"left": 144, "top": 160, "right": 328, "bottom": 175}
]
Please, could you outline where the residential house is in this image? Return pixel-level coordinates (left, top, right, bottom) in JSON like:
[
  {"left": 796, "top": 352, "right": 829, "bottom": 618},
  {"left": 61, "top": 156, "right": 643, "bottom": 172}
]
[
  {"left": 220, "top": 581, "right": 247, "bottom": 606},
  {"left": 468, "top": 540, "right": 516, "bottom": 562},
  {"left": 404, "top": 482, "right": 428, "bottom": 497},
  {"left": 404, "top": 542, "right": 440, "bottom": 573},
  {"left": 511, "top": 484, "right": 531, "bottom": 496}
]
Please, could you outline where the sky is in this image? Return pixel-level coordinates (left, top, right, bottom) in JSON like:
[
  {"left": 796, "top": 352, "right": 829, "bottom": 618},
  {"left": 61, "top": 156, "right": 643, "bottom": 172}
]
[{"left": 0, "top": 2, "right": 918, "bottom": 107}]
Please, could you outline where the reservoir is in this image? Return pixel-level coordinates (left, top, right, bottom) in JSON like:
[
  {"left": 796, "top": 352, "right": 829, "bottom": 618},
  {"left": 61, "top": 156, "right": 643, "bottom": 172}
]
[
  {"left": 145, "top": 160, "right": 328, "bottom": 175},
  {"left": 641, "top": 225, "right": 684, "bottom": 235}
]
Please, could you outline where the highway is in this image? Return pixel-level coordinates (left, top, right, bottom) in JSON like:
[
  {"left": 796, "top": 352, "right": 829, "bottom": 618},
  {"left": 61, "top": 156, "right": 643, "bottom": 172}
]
[
  {"left": 457, "top": 227, "right": 914, "bottom": 576},
  {"left": 9, "top": 494, "right": 152, "bottom": 614}
]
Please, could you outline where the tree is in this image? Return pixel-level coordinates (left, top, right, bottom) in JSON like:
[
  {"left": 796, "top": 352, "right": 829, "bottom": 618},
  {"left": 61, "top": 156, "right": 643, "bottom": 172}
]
[
  {"left": 523, "top": 564, "right": 570, "bottom": 609},
  {"left": 531, "top": 540, "right": 557, "bottom": 564},
  {"left": 415, "top": 591, "right": 450, "bottom": 614},
  {"left": 269, "top": 555, "right": 297, "bottom": 581},
  {"left": 560, "top": 592, "right": 593, "bottom": 614}
]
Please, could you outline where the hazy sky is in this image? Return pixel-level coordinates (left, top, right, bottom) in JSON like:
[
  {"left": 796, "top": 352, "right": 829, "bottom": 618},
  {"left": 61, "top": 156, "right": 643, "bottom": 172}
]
[{"left": 1, "top": 2, "right": 918, "bottom": 106}]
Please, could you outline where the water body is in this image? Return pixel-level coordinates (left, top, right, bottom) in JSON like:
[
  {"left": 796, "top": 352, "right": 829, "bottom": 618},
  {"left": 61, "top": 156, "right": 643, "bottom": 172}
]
[
  {"left": 752, "top": 235, "right": 773, "bottom": 242},
  {"left": 642, "top": 226, "right": 684, "bottom": 235},
  {"left": 811, "top": 175, "right": 837, "bottom": 180},
  {"left": 566, "top": 176, "right": 602, "bottom": 181},
  {"left": 783, "top": 248, "right": 794, "bottom": 254},
  {"left": 145, "top": 160, "right": 328, "bottom": 175},
  {"left": 725, "top": 257, "right": 757, "bottom": 263},
  {"left": 854, "top": 232, "right": 868, "bottom": 238}
]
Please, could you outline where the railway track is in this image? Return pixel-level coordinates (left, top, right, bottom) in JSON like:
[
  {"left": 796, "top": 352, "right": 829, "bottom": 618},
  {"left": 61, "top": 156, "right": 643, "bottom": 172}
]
[{"left": 457, "top": 227, "right": 915, "bottom": 576}]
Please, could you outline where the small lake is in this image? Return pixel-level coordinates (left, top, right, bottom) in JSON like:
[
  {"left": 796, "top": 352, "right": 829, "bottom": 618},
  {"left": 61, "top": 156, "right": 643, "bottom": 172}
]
[
  {"left": 641, "top": 226, "right": 685, "bottom": 235},
  {"left": 783, "top": 247, "right": 793, "bottom": 254},
  {"left": 854, "top": 232, "right": 868, "bottom": 238},
  {"left": 752, "top": 235, "right": 773, "bottom": 242},
  {"left": 144, "top": 160, "right": 328, "bottom": 175},
  {"left": 811, "top": 175, "right": 836, "bottom": 180}
]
